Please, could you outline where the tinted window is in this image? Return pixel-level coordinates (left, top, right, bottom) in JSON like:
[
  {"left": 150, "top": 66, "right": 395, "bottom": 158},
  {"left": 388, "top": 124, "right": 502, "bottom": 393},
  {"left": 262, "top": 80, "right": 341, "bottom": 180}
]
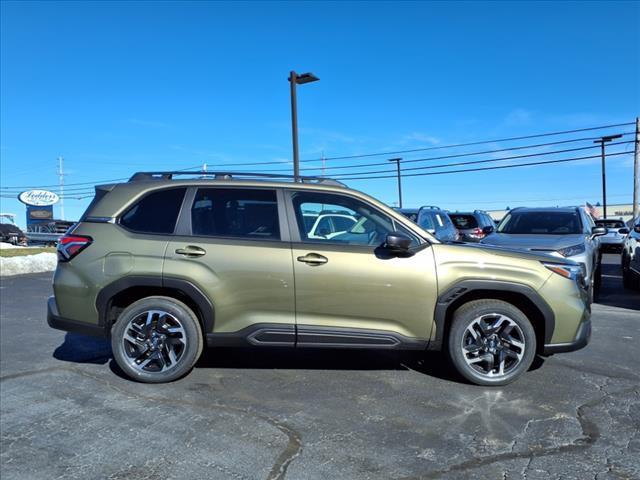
[
  {"left": 450, "top": 214, "right": 478, "bottom": 229},
  {"left": 498, "top": 211, "right": 582, "bottom": 235},
  {"left": 292, "top": 192, "right": 416, "bottom": 246},
  {"left": 191, "top": 188, "right": 280, "bottom": 240},
  {"left": 120, "top": 188, "right": 186, "bottom": 234}
]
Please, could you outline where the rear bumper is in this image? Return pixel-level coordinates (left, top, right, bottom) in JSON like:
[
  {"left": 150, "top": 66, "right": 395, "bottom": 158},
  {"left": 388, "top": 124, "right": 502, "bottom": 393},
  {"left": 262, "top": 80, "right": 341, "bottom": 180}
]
[
  {"left": 600, "top": 237, "right": 624, "bottom": 246},
  {"left": 47, "top": 296, "right": 106, "bottom": 337},
  {"left": 542, "top": 310, "right": 591, "bottom": 355}
]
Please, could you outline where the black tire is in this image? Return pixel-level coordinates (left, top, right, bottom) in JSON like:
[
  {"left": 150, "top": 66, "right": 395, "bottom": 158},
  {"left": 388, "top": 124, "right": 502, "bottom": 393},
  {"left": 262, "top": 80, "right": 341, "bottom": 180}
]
[
  {"left": 111, "top": 296, "right": 203, "bottom": 383},
  {"left": 447, "top": 299, "right": 537, "bottom": 386},
  {"left": 622, "top": 252, "right": 639, "bottom": 290}
]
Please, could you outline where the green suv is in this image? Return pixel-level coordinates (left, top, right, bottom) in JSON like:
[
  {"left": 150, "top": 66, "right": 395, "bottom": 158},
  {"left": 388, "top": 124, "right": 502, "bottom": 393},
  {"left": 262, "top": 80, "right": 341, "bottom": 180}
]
[{"left": 48, "top": 172, "right": 591, "bottom": 385}]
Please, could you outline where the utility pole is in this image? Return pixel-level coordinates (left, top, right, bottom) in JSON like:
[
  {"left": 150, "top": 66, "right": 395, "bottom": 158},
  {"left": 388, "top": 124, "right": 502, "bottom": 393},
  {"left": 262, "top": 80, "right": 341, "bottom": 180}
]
[
  {"left": 593, "top": 134, "right": 622, "bottom": 219},
  {"left": 321, "top": 150, "right": 326, "bottom": 177},
  {"left": 389, "top": 157, "right": 403, "bottom": 208},
  {"left": 288, "top": 71, "right": 319, "bottom": 181},
  {"left": 57, "top": 156, "right": 65, "bottom": 220},
  {"left": 634, "top": 117, "right": 639, "bottom": 221}
]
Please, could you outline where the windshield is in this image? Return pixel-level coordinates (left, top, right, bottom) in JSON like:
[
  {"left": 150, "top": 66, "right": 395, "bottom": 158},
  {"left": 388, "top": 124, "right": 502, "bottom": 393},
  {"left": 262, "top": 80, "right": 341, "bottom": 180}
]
[
  {"left": 497, "top": 211, "right": 583, "bottom": 235},
  {"left": 595, "top": 220, "right": 624, "bottom": 228}
]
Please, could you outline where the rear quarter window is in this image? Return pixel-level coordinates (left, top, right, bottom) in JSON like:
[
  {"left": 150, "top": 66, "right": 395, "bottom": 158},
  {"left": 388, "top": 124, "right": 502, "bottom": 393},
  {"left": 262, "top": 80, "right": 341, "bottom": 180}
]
[{"left": 120, "top": 188, "right": 186, "bottom": 234}]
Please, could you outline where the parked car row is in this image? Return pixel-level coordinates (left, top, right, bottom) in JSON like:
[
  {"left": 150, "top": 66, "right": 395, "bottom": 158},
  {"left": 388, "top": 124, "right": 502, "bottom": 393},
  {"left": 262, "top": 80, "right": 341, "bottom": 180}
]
[{"left": 396, "top": 204, "right": 633, "bottom": 300}]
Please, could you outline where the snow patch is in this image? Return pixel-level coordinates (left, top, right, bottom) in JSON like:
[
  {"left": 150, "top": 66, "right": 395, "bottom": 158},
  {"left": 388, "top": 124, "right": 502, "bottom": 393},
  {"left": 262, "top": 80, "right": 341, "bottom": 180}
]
[
  {"left": 0, "top": 242, "right": 26, "bottom": 249},
  {"left": 0, "top": 253, "right": 57, "bottom": 276}
]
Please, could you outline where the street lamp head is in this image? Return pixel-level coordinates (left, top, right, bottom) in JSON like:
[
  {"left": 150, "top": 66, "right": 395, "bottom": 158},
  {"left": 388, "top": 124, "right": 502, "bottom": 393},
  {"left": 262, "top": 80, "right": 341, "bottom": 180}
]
[
  {"left": 291, "top": 72, "right": 320, "bottom": 85},
  {"left": 594, "top": 133, "right": 623, "bottom": 144},
  {"left": 388, "top": 157, "right": 402, "bottom": 163}
]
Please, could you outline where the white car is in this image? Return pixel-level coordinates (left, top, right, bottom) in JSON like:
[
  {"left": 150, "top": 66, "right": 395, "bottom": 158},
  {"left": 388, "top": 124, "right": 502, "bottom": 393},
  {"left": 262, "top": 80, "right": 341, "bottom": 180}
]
[
  {"left": 304, "top": 213, "right": 357, "bottom": 239},
  {"left": 596, "top": 218, "right": 630, "bottom": 252}
]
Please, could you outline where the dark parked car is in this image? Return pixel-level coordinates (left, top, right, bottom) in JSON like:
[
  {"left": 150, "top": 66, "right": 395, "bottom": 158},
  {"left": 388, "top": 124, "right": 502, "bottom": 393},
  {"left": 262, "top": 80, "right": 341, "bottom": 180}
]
[
  {"left": 449, "top": 211, "right": 495, "bottom": 242},
  {"left": 0, "top": 218, "right": 26, "bottom": 245}
]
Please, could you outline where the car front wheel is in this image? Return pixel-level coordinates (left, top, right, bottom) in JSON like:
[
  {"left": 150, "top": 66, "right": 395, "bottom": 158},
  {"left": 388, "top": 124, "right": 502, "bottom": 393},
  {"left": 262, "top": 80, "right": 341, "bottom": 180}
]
[
  {"left": 448, "top": 299, "right": 537, "bottom": 386},
  {"left": 111, "top": 296, "right": 203, "bottom": 383}
]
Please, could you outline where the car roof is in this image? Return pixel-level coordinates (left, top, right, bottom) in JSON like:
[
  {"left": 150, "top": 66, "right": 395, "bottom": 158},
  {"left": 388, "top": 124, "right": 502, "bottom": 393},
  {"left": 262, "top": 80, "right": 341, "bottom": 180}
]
[{"left": 508, "top": 207, "right": 580, "bottom": 213}]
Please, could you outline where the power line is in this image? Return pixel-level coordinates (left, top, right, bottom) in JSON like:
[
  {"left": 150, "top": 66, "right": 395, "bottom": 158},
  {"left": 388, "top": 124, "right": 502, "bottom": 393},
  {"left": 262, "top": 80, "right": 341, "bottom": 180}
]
[
  {"left": 330, "top": 141, "right": 633, "bottom": 178},
  {"left": 0, "top": 164, "right": 202, "bottom": 190},
  {"left": 301, "top": 121, "right": 636, "bottom": 162},
  {"left": 337, "top": 151, "right": 632, "bottom": 181}
]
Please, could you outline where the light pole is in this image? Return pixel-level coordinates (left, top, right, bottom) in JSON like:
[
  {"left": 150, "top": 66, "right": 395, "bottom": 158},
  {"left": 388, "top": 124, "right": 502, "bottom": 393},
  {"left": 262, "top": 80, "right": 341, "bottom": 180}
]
[
  {"left": 389, "top": 157, "right": 403, "bottom": 208},
  {"left": 289, "top": 71, "right": 319, "bottom": 181},
  {"left": 593, "top": 134, "right": 622, "bottom": 219}
]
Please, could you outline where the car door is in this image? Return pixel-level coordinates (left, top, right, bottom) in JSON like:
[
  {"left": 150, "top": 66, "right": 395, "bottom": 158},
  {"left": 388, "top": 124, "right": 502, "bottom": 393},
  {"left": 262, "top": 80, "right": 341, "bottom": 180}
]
[
  {"left": 285, "top": 189, "right": 438, "bottom": 347},
  {"left": 163, "top": 187, "right": 295, "bottom": 343}
]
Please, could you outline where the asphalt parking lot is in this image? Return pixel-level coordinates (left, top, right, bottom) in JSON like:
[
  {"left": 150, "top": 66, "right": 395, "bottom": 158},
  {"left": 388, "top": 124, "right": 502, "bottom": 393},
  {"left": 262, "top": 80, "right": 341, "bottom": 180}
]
[{"left": 1, "top": 254, "right": 638, "bottom": 480}]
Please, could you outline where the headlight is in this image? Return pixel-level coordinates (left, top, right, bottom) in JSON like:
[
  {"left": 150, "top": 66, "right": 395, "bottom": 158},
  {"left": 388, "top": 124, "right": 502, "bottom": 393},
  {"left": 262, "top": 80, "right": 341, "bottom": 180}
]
[
  {"left": 542, "top": 262, "right": 584, "bottom": 283},
  {"left": 557, "top": 243, "right": 586, "bottom": 257}
]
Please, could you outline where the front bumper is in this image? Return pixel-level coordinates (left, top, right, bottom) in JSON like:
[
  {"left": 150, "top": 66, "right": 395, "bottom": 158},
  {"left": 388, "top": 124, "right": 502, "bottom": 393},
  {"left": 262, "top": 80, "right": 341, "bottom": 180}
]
[
  {"left": 47, "top": 296, "right": 106, "bottom": 337},
  {"left": 542, "top": 309, "right": 591, "bottom": 355}
]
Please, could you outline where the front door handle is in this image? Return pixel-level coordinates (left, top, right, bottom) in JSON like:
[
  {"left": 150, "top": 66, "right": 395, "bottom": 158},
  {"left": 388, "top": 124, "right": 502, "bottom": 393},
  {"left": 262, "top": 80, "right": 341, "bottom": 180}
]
[
  {"left": 297, "top": 253, "right": 328, "bottom": 266},
  {"left": 175, "top": 246, "right": 206, "bottom": 257}
]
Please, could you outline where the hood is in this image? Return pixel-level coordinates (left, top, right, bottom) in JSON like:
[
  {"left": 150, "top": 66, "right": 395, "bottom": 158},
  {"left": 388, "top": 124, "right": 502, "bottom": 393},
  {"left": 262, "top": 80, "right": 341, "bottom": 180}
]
[
  {"left": 480, "top": 233, "right": 585, "bottom": 252},
  {"left": 452, "top": 241, "right": 578, "bottom": 265}
]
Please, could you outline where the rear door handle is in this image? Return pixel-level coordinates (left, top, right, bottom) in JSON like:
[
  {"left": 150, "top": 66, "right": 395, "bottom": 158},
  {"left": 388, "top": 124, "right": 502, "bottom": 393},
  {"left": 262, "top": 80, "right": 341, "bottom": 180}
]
[
  {"left": 175, "top": 246, "right": 206, "bottom": 257},
  {"left": 297, "top": 253, "right": 328, "bottom": 265}
]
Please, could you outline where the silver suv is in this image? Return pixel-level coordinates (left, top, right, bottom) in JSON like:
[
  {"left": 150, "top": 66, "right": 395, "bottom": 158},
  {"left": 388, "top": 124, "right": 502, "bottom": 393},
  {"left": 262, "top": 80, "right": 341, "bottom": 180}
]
[{"left": 481, "top": 207, "right": 606, "bottom": 299}]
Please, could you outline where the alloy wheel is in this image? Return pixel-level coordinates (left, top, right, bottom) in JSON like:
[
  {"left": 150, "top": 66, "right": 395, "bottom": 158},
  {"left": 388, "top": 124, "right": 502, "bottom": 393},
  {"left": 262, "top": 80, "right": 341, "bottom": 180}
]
[
  {"left": 122, "top": 310, "right": 187, "bottom": 373},
  {"left": 461, "top": 313, "right": 526, "bottom": 378}
]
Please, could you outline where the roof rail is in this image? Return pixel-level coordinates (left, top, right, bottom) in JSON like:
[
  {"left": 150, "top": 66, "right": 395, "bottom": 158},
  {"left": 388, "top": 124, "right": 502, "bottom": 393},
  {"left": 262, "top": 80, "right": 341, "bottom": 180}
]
[
  {"left": 128, "top": 171, "right": 346, "bottom": 187},
  {"left": 418, "top": 205, "right": 442, "bottom": 211}
]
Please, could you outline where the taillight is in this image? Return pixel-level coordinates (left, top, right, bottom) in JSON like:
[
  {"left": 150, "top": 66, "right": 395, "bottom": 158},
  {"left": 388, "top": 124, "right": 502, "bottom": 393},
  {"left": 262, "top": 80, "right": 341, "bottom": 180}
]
[
  {"left": 57, "top": 235, "right": 92, "bottom": 262},
  {"left": 473, "top": 227, "right": 484, "bottom": 237}
]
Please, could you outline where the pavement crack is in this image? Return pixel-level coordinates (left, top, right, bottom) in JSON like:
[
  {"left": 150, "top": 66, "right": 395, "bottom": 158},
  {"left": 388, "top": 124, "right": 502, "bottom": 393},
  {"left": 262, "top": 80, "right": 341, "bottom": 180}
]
[
  {"left": 399, "top": 385, "right": 639, "bottom": 480},
  {"left": 2, "top": 365, "right": 303, "bottom": 480}
]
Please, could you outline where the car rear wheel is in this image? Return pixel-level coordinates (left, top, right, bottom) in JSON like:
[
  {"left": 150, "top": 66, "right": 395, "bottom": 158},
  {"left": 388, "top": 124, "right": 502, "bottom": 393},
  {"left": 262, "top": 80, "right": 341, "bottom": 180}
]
[
  {"left": 111, "top": 296, "right": 203, "bottom": 383},
  {"left": 447, "top": 300, "right": 536, "bottom": 386}
]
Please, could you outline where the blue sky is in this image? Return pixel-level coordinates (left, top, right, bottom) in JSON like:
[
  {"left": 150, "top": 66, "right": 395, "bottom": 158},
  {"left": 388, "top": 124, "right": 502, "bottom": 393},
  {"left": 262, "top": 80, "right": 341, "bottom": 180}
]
[{"left": 1, "top": 0, "right": 639, "bottom": 226}]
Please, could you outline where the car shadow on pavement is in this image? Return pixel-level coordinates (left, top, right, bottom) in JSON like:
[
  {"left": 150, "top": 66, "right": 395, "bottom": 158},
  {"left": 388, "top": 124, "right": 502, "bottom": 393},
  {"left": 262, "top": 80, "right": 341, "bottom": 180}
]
[
  {"left": 52, "top": 334, "right": 545, "bottom": 384},
  {"left": 596, "top": 258, "right": 640, "bottom": 311},
  {"left": 53, "top": 333, "right": 112, "bottom": 365},
  {"left": 196, "top": 347, "right": 545, "bottom": 384}
]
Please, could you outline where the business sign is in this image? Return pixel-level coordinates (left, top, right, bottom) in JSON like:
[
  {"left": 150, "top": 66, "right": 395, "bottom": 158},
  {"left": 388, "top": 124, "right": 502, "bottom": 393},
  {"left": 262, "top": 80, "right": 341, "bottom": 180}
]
[
  {"left": 28, "top": 208, "right": 54, "bottom": 220},
  {"left": 18, "top": 190, "right": 59, "bottom": 207}
]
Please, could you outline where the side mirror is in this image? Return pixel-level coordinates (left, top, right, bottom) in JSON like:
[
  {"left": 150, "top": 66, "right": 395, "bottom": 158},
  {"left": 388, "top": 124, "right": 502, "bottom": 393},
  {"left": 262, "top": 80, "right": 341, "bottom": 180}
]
[
  {"left": 482, "top": 226, "right": 494, "bottom": 235},
  {"left": 591, "top": 226, "right": 607, "bottom": 238},
  {"left": 634, "top": 225, "right": 640, "bottom": 233},
  {"left": 385, "top": 232, "right": 412, "bottom": 253},
  {"left": 619, "top": 228, "right": 630, "bottom": 235}
]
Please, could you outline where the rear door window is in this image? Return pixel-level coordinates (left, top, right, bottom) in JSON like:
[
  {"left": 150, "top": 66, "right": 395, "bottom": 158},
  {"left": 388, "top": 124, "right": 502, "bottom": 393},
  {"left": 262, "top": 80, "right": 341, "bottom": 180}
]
[
  {"left": 120, "top": 188, "right": 186, "bottom": 234},
  {"left": 191, "top": 188, "right": 280, "bottom": 240}
]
